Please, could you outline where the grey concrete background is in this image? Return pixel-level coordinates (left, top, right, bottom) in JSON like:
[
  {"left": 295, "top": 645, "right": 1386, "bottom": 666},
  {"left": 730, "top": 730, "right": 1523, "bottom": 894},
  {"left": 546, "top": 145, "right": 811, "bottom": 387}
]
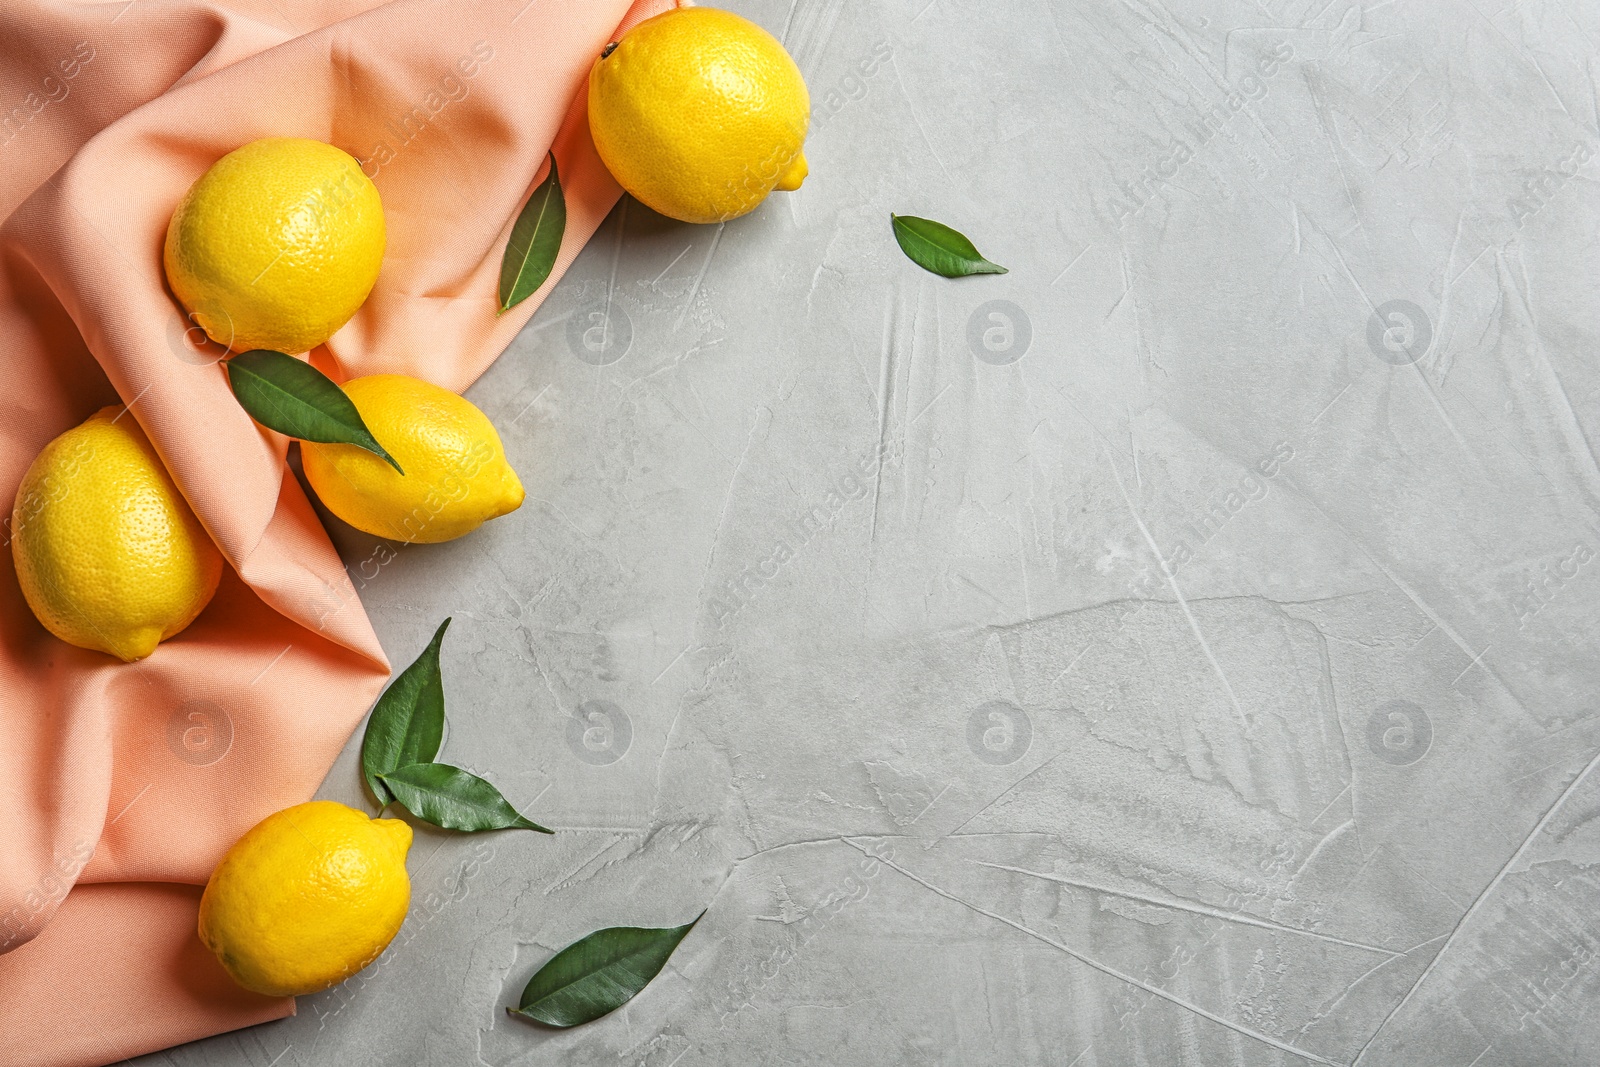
[{"left": 138, "top": 0, "right": 1600, "bottom": 1064}]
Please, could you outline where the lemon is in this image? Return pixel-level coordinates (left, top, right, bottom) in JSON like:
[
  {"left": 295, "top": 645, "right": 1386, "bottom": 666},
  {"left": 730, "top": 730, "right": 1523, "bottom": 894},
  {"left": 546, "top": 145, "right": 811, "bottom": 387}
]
[
  {"left": 588, "top": 7, "right": 810, "bottom": 223},
  {"left": 164, "top": 137, "right": 385, "bottom": 354},
  {"left": 11, "top": 407, "right": 223, "bottom": 662},
  {"left": 199, "top": 801, "right": 412, "bottom": 997},
  {"left": 300, "top": 375, "right": 524, "bottom": 544}
]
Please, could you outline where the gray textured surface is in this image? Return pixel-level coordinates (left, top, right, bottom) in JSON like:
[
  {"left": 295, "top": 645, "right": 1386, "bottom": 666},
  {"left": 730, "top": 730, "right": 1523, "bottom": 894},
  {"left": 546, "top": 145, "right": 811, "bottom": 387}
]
[{"left": 138, "top": 0, "right": 1600, "bottom": 1064}]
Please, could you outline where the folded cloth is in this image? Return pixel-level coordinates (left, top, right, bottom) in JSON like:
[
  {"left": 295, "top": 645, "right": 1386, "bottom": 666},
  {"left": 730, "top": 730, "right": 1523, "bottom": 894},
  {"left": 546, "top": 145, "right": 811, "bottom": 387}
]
[{"left": 0, "top": 1, "right": 678, "bottom": 1063}]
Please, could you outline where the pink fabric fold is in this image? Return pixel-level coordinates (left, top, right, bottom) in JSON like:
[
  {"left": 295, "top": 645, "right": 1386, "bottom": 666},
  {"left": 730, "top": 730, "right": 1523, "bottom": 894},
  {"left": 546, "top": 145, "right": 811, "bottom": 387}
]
[{"left": 0, "top": 1, "right": 678, "bottom": 1062}]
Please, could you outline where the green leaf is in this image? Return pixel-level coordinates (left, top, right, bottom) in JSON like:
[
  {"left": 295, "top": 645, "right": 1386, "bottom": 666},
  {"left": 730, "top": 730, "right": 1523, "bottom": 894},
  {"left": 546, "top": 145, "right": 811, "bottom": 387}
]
[
  {"left": 379, "top": 762, "right": 553, "bottom": 833},
  {"left": 498, "top": 153, "right": 567, "bottom": 312},
  {"left": 890, "top": 214, "right": 1008, "bottom": 278},
  {"left": 361, "top": 618, "right": 451, "bottom": 806},
  {"left": 226, "top": 349, "right": 402, "bottom": 473},
  {"left": 508, "top": 914, "right": 704, "bottom": 1027}
]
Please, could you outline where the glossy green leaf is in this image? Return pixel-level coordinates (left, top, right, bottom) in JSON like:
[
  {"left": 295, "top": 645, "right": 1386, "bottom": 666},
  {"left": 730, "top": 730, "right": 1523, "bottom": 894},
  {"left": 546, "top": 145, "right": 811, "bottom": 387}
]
[
  {"left": 508, "top": 914, "right": 703, "bottom": 1027},
  {"left": 361, "top": 619, "right": 450, "bottom": 805},
  {"left": 498, "top": 153, "right": 566, "bottom": 312},
  {"left": 379, "top": 762, "right": 552, "bottom": 833},
  {"left": 890, "top": 213, "right": 1008, "bottom": 278},
  {"left": 225, "top": 349, "right": 402, "bottom": 472}
]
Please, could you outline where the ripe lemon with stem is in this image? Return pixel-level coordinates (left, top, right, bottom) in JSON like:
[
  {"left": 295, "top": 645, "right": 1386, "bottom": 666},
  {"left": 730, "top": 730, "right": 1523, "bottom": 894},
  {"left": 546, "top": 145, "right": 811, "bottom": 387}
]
[
  {"left": 588, "top": 7, "right": 810, "bottom": 223},
  {"left": 199, "top": 801, "right": 413, "bottom": 997},
  {"left": 300, "top": 375, "right": 525, "bottom": 544},
  {"left": 10, "top": 406, "right": 222, "bottom": 662},
  {"left": 164, "top": 137, "right": 385, "bottom": 354}
]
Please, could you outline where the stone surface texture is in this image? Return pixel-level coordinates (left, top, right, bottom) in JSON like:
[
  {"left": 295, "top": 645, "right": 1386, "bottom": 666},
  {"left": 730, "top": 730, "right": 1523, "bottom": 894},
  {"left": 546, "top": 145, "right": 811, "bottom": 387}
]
[{"left": 138, "top": 0, "right": 1600, "bottom": 1064}]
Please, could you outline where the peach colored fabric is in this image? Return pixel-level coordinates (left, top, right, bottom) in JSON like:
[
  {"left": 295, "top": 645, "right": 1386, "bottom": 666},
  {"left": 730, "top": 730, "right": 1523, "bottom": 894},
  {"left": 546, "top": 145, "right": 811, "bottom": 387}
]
[{"left": 0, "top": 1, "right": 677, "bottom": 1064}]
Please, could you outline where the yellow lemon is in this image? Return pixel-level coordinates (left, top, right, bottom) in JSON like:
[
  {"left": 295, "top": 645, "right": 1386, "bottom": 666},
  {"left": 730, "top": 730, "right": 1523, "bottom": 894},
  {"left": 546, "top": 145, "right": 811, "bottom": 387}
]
[
  {"left": 199, "top": 801, "right": 413, "bottom": 997},
  {"left": 11, "top": 406, "right": 222, "bottom": 662},
  {"left": 300, "top": 375, "right": 524, "bottom": 544},
  {"left": 164, "top": 137, "right": 385, "bottom": 354},
  {"left": 588, "top": 7, "right": 810, "bottom": 223}
]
